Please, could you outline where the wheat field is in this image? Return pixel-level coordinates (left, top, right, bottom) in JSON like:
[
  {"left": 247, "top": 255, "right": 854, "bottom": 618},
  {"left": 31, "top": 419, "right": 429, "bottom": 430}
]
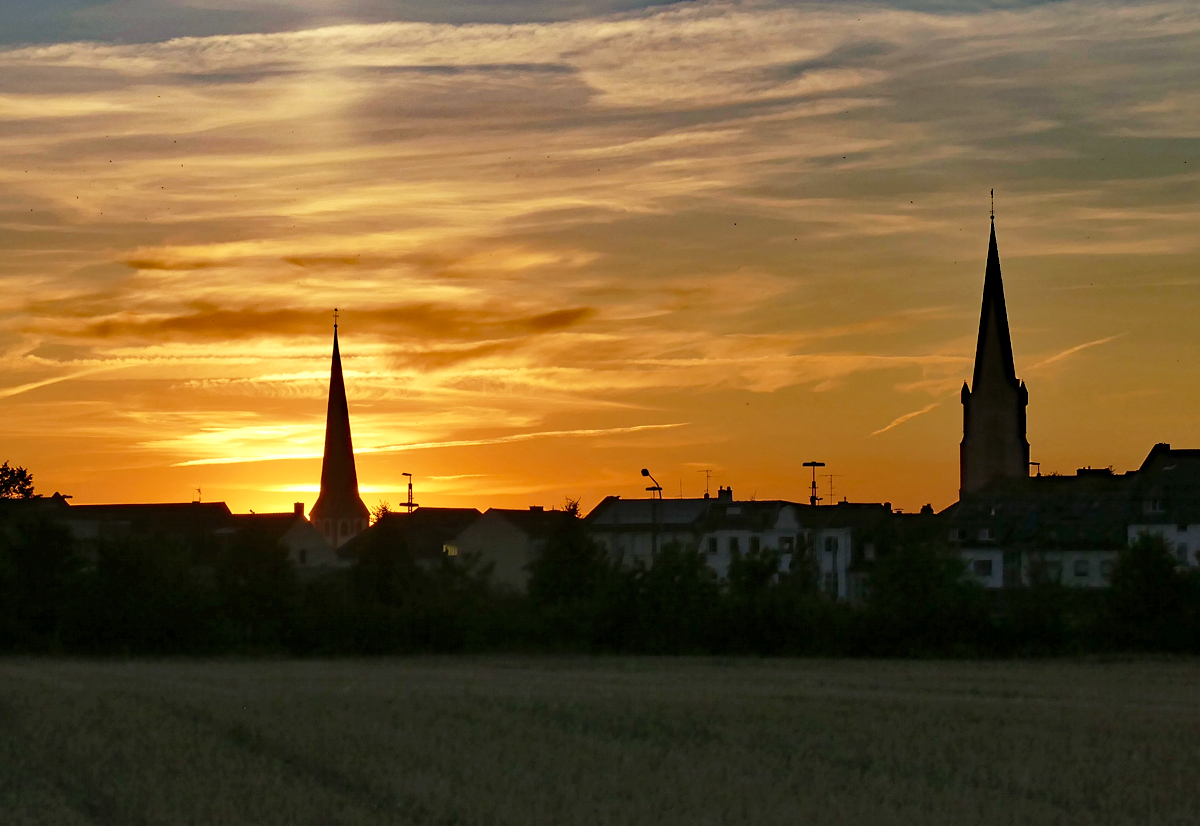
[{"left": 1, "top": 657, "right": 1198, "bottom": 825}]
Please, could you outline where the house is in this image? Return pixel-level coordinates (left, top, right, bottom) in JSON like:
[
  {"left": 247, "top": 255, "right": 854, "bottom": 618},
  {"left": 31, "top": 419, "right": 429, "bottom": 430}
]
[
  {"left": 585, "top": 489, "right": 895, "bottom": 601},
  {"left": 452, "top": 506, "right": 573, "bottom": 591},
  {"left": 231, "top": 503, "right": 341, "bottom": 572},
  {"left": 339, "top": 507, "right": 482, "bottom": 567},
  {"left": 944, "top": 468, "right": 1133, "bottom": 589},
  {"left": 1126, "top": 443, "right": 1200, "bottom": 568}
]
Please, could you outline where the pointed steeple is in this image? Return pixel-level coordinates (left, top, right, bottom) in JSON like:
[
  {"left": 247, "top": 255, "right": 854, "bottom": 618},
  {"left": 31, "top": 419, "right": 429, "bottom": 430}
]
[
  {"left": 960, "top": 214, "right": 1030, "bottom": 497},
  {"left": 309, "top": 311, "right": 369, "bottom": 548},
  {"left": 971, "top": 218, "right": 1019, "bottom": 392}
]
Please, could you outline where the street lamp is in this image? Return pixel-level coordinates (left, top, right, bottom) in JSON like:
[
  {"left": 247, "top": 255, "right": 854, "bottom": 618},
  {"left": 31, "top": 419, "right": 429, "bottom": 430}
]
[
  {"left": 641, "top": 468, "right": 663, "bottom": 557},
  {"left": 803, "top": 461, "right": 825, "bottom": 507}
]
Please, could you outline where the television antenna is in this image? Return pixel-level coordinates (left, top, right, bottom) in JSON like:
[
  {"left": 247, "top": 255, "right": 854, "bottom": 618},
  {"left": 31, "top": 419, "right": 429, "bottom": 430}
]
[
  {"left": 820, "top": 473, "right": 844, "bottom": 504},
  {"left": 696, "top": 469, "right": 713, "bottom": 498},
  {"left": 193, "top": 486, "right": 201, "bottom": 503}
]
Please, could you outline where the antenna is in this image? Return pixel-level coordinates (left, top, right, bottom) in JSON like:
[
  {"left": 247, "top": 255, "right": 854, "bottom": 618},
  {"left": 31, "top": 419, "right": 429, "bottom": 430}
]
[
  {"left": 193, "top": 486, "right": 201, "bottom": 504},
  {"left": 402, "top": 472, "right": 418, "bottom": 513},
  {"left": 802, "top": 461, "right": 825, "bottom": 507},
  {"left": 820, "top": 473, "right": 844, "bottom": 504},
  {"left": 696, "top": 469, "right": 713, "bottom": 498}
]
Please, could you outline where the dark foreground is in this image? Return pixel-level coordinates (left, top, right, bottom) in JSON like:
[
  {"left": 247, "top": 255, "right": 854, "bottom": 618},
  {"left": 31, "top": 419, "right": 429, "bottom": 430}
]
[{"left": 2, "top": 657, "right": 1198, "bottom": 825}]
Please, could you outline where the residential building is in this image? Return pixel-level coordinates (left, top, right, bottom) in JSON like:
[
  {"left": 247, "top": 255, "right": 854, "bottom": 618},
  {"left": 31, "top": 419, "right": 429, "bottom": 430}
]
[{"left": 452, "top": 506, "right": 573, "bottom": 591}]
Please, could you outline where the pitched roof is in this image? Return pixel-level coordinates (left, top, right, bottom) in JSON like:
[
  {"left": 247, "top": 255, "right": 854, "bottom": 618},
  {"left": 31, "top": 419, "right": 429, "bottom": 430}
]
[
  {"left": 481, "top": 507, "right": 574, "bottom": 538},
  {"left": 339, "top": 506, "right": 481, "bottom": 559},
  {"left": 65, "top": 502, "right": 235, "bottom": 534}
]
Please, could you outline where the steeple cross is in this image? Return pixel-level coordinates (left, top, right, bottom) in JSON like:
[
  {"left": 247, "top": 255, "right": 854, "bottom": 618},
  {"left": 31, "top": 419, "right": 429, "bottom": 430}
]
[
  {"left": 333, "top": 308, "right": 339, "bottom": 329},
  {"left": 990, "top": 188, "right": 994, "bottom": 220}
]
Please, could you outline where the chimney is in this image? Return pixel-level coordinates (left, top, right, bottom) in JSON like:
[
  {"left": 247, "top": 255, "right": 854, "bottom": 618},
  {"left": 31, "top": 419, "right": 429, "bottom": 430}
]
[
  {"left": 717, "top": 486, "right": 733, "bottom": 502},
  {"left": 294, "top": 502, "right": 304, "bottom": 517}
]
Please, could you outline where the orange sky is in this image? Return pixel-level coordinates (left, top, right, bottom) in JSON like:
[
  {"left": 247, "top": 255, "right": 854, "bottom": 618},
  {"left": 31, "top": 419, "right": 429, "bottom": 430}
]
[{"left": 1, "top": 1, "right": 1198, "bottom": 515}]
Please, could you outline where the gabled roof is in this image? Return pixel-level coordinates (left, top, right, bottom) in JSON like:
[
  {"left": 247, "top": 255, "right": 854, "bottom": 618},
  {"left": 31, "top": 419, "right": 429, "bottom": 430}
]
[
  {"left": 479, "top": 507, "right": 574, "bottom": 538},
  {"left": 585, "top": 496, "right": 711, "bottom": 529},
  {"left": 230, "top": 512, "right": 306, "bottom": 543},
  {"left": 339, "top": 506, "right": 481, "bottom": 560}
]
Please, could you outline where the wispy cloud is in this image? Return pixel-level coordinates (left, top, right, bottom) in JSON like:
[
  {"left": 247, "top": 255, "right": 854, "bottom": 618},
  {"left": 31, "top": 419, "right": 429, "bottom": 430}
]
[
  {"left": 172, "top": 422, "right": 688, "bottom": 466},
  {"left": 1026, "top": 334, "right": 1125, "bottom": 372}
]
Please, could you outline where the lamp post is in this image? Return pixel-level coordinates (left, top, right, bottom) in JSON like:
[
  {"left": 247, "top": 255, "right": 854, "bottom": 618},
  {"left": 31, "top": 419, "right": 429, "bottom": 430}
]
[
  {"left": 641, "top": 468, "right": 662, "bottom": 557},
  {"left": 803, "top": 461, "right": 825, "bottom": 507},
  {"left": 402, "top": 472, "right": 418, "bottom": 513}
]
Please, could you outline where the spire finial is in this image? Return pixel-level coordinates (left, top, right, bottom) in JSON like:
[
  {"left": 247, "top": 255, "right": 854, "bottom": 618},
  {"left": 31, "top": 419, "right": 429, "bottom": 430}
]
[
  {"left": 990, "top": 188, "right": 994, "bottom": 221},
  {"left": 333, "top": 308, "right": 339, "bottom": 330}
]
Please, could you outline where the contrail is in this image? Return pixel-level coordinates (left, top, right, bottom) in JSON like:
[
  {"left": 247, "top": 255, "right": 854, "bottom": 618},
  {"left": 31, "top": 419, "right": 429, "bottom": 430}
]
[
  {"left": 869, "top": 401, "right": 941, "bottom": 437},
  {"left": 172, "top": 422, "right": 690, "bottom": 467},
  {"left": 1026, "top": 334, "right": 1123, "bottom": 371},
  {"left": 0, "top": 366, "right": 116, "bottom": 399}
]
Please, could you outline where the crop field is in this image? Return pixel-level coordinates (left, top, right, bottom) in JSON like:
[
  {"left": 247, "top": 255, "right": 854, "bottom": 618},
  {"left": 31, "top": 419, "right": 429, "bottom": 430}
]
[{"left": 1, "top": 657, "right": 1198, "bottom": 825}]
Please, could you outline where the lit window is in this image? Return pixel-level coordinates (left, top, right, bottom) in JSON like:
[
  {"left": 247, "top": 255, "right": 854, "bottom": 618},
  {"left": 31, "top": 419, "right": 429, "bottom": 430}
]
[
  {"left": 1074, "top": 559, "right": 1089, "bottom": 578},
  {"left": 444, "top": 544, "right": 458, "bottom": 557},
  {"left": 973, "top": 559, "right": 993, "bottom": 577}
]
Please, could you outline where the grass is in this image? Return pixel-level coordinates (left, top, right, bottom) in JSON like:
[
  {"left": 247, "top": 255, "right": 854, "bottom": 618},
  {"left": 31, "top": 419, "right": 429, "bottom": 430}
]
[{"left": 2, "top": 657, "right": 1198, "bottom": 825}]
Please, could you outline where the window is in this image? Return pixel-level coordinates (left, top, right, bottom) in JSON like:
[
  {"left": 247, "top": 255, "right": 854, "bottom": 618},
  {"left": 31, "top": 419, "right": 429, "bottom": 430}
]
[
  {"left": 780, "top": 536, "right": 795, "bottom": 552},
  {"left": 1045, "top": 562, "right": 1063, "bottom": 584},
  {"left": 728, "top": 536, "right": 740, "bottom": 553},
  {"left": 1101, "top": 560, "right": 1114, "bottom": 579},
  {"left": 707, "top": 537, "right": 718, "bottom": 555},
  {"left": 948, "top": 528, "right": 961, "bottom": 542},
  {"left": 973, "top": 559, "right": 993, "bottom": 577},
  {"left": 1144, "top": 500, "right": 1163, "bottom": 514},
  {"left": 978, "top": 527, "right": 991, "bottom": 542},
  {"left": 1178, "top": 544, "right": 1189, "bottom": 563},
  {"left": 444, "top": 544, "right": 458, "bottom": 557},
  {"left": 824, "top": 536, "right": 839, "bottom": 555},
  {"left": 340, "top": 520, "right": 348, "bottom": 536},
  {"left": 749, "top": 536, "right": 761, "bottom": 553},
  {"left": 1074, "top": 559, "right": 1089, "bottom": 578}
]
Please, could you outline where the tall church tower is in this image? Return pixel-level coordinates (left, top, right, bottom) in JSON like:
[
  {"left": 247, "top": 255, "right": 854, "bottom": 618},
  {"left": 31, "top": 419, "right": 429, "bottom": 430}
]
[
  {"left": 309, "top": 312, "right": 369, "bottom": 548},
  {"left": 960, "top": 215, "right": 1029, "bottom": 496}
]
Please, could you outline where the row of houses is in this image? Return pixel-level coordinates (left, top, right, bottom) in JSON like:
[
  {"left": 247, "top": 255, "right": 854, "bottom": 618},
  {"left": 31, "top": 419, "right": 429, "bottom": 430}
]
[{"left": 5, "top": 442, "right": 1199, "bottom": 599}]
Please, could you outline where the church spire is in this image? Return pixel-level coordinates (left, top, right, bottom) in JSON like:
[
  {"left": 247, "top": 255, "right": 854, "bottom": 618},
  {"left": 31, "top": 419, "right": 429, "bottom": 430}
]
[
  {"left": 960, "top": 214, "right": 1030, "bottom": 496},
  {"left": 309, "top": 310, "right": 369, "bottom": 548}
]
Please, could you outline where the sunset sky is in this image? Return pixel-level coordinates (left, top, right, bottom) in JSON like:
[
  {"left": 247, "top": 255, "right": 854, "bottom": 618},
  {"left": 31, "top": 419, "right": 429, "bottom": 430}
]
[{"left": 2, "top": 0, "right": 1198, "bottom": 515}]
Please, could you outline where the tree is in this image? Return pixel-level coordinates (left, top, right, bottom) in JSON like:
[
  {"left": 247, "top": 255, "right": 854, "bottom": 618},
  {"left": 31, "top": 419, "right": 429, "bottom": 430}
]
[
  {"left": 370, "top": 500, "right": 392, "bottom": 525},
  {"left": 1108, "top": 533, "right": 1189, "bottom": 650},
  {"left": 0, "top": 462, "right": 33, "bottom": 499}
]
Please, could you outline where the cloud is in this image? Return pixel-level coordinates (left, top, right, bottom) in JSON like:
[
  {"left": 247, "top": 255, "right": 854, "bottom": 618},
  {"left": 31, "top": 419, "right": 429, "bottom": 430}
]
[
  {"left": 869, "top": 400, "right": 942, "bottom": 437},
  {"left": 72, "top": 304, "right": 596, "bottom": 342},
  {"left": 1025, "top": 334, "right": 1124, "bottom": 372}
]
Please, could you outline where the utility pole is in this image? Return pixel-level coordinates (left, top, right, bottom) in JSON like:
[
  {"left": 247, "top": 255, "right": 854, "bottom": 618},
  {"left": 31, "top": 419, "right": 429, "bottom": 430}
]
[{"left": 803, "top": 461, "right": 825, "bottom": 507}]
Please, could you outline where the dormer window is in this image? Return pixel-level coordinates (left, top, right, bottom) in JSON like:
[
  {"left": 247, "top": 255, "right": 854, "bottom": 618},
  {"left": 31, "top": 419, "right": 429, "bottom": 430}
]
[{"left": 978, "top": 528, "right": 991, "bottom": 542}]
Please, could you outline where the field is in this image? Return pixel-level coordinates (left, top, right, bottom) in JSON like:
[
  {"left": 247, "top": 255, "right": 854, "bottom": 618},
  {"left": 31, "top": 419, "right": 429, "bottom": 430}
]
[{"left": 1, "top": 658, "right": 1198, "bottom": 825}]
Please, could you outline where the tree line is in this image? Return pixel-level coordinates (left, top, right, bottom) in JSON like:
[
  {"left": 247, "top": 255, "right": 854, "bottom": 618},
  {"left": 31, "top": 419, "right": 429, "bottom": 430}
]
[{"left": 1, "top": 499, "right": 1198, "bottom": 656}]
